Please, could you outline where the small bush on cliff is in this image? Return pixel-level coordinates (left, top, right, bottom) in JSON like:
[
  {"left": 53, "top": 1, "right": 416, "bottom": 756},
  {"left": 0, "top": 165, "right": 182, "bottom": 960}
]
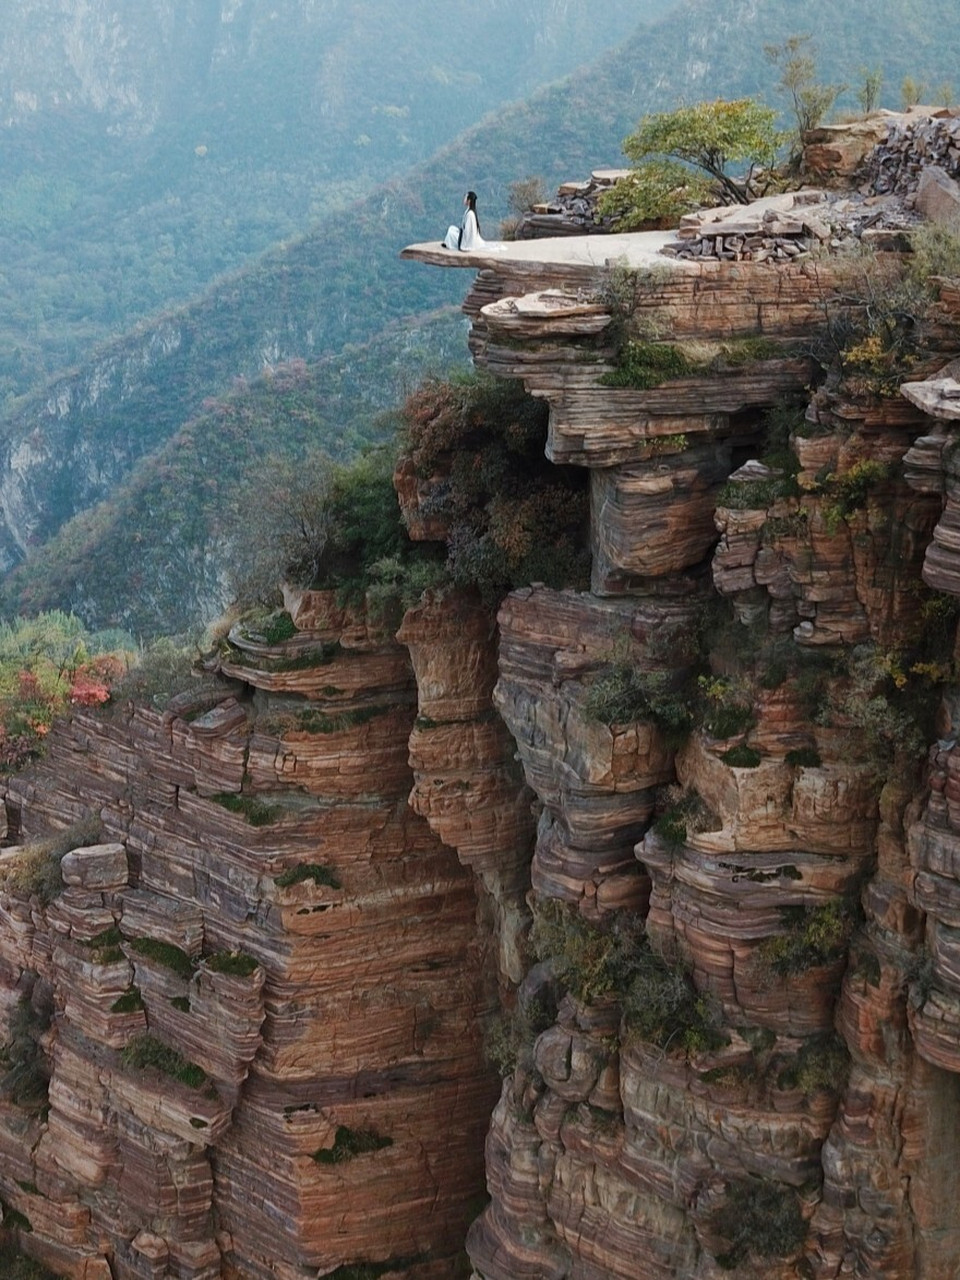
[
  {"left": 129, "top": 937, "right": 197, "bottom": 980},
  {"left": 105, "top": 635, "right": 217, "bottom": 716},
  {"left": 584, "top": 661, "right": 694, "bottom": 747},
  {"left": 209, "top": 792, "right": 282, "bottom": 827},
  {"left": 817, "top": 249, "right": 933, "bottom": 397},
  {"left": 696, "top": 675, "right": 755, "bottom": 740},
  {"left": 313, "top": 1125, "right": 393, "bottom": 1164},
  {"left": 0, "top": 814, "right": 104, "bottom": 904},
  {"left": 121, "top": 1034, "right": 207, "bottom": 1090},
  {"left": 0, "top": 1244, "right": 60, "bottom": 1279},
  {"left": 710, "top": 1177, "right": 807, "bottom": 1269},
  {"left": 602, "top": 337, "right": 784, "bottom": 391},
  {"left": 622, "top": 950, "right": 726, "bottom": 1055},
  {"left": 823, "top": 644, "right": 934, "bottom": 776},
  {"left": 755, "top": 900, "right": 856, "bottom": 977},
  {"left": 0, "top": 978, "right": 54, "bottom": 1111},
  {"left": 0, "top": 612, "right": 131, "bottom": 770},
  {"left": 530, "top": 900, "right": 645, "bottom": 1006},
  {"left": 231, "top": 445, "right": 439, "bottom": 615},
  {"left": 400, "top": 372, "right": 590, "bottom": 605},
  {"left": 776, "top": 1031, "right": 850, "bottom": 1096},
  {"left": 651, "top": 786, "right": 720, "bottom": 851},
  {"left": 485, "top": 992, "right": 555, "bottom": 1077},
  {"left": 110, "top": 988, "right": 144, "bottom": 1014},
  {"left": 206, "top": 950, "right": 259, "bottom": 978},
  {"left": 274, "top": 862, "right": 342, "bottom": 890}
]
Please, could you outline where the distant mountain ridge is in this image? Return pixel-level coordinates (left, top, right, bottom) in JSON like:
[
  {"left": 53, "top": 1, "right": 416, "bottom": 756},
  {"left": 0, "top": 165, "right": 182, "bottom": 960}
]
[{"left": 0, "top": 0, "right": 675, "bottom": 399}]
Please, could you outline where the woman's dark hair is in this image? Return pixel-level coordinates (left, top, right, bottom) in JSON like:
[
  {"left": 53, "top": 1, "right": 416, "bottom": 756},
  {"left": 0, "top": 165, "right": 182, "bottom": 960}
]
[{"left": 466, "top": 191, "right": 479, "bottom": 233}]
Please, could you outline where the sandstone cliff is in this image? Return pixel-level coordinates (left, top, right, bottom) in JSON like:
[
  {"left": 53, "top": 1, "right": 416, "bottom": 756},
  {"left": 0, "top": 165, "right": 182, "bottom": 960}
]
[{"left": 4, "top": 111, "right": 960, "bottom": 1280}]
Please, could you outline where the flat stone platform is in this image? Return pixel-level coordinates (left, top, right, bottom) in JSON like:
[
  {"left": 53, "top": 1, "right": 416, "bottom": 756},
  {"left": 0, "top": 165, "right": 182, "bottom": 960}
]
[{"left": 400, "top": 230, "right": 689, "bottom": 272}]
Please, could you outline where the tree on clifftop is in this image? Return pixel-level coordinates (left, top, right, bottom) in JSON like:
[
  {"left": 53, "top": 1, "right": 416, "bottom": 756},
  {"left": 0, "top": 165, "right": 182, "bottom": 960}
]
[{"left": 599, "top": 97, "right": 780, "bottom": 229}]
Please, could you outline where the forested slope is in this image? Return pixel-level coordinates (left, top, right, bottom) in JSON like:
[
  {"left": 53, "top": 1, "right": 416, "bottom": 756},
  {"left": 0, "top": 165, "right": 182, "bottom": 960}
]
[{"left": 0, "top": 0, "right": 674, "bottom": 401}]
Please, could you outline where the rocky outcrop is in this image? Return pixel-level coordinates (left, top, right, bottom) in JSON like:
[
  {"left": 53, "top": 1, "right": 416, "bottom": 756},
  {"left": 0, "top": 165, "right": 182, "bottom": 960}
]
[
  {"left": 0, "top": 605, "right": 498, "bottom": 1278},
  {"left": 402, "top": 133, "right": 960, "bottom": 1278}
]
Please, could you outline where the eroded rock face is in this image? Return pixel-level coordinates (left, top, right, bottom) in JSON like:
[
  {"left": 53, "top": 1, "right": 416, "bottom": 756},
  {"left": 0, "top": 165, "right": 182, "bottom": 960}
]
[
  {"left": 0, "top": 607, "right": 498, "bottom": 1279},
  {"left": 416, "top": 159, "right": 960, "bottom": 1279},
  {"left": 11, "top": 124, "right": 960, "bottom": 1279}
]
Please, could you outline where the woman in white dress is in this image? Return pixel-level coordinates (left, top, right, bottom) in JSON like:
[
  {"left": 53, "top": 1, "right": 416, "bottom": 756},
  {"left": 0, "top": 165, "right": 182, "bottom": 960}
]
[{"left": 443, "top": 191, "right": 486, "bottom": 250}]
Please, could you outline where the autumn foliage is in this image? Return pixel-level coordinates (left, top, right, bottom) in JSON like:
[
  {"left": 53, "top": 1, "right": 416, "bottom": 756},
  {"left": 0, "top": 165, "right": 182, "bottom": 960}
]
[{"left": 0, "top": 614, "right": 132, "bottom": 772}]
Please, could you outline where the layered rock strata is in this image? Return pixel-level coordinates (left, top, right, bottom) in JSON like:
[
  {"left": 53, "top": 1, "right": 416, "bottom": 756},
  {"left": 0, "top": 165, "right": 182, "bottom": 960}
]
[
  {"left": 0, "top": 602, "right": 498, "bottom": 1279},
  {"left": 6, "top": 113, "right": 960, "bottom": 1280},
  {"left": 404, "top": 128, "right": 960, "bottom": 1278}
]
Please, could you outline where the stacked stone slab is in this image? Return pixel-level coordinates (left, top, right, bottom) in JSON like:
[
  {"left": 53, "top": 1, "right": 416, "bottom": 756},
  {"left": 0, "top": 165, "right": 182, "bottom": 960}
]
[
  {"left": 512, "top": 169, "right": 630, "bottom": 240},
  {"left": 860, "top": 110, "right": 960, "bottom": 195}
]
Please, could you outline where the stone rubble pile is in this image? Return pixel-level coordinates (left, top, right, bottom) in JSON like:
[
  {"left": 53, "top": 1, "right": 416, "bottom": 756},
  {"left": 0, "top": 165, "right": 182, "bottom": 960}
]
[
  {"left": 859, "top": 110, "right": 960, "bottom": 195},
  {"left": 659, "top": 188, "right": 917, "bottom": 262},
  {"left": 513, "top": 169, "right": 629, "bottom": 239}
]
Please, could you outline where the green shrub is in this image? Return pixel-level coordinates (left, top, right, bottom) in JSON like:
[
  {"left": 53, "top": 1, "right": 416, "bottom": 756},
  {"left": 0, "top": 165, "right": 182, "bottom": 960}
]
[
  {"left": 206, "top": 950, "right": 259, "bottom": 978},
  {"left": 756, "top": 900, "right": 855, "bottom": 977},
  {"left": 776, "top": 1032, "right": 850, "bottom": 1096},
  {"left": 80, "top": 924, "right": 124, "bottom": 964},
  {"left": 697, "top": 675, "right": 755, "bottom": 740},
  {"left": 622, "top": 950, "right": 726, "bottom": 1054},
  {"left": 274, "top": 863, "right": 342, "bottom": 890},
  {"left": 129, "top": 937, "right": 197, "bottom": 980},
  {"left": 584, "top": 662, "right": 694, "bottom": 746},
  {"left": 530, "top": 900, "right": 645, "bottom": 1005},
  {"left": 597, "top": 160, "right": 713, "bottom": 230},
  {"left": 121, "top": 1034, "right": 206, "bottom": 1090},
  {"left": 238, "top": 610, "right": 298, "bottom": 645},
  {"left": 399, "top": 372, "right": 590, "bottom": 605},
  {"left": 717, "top": 472, "right": 800, "bottom": 510},
  {"left": 651, "top": 787, "right": 720, "bottom": 851},
  {"left": 105, "top": 636, "right": 216, "bottom": 714},
  {"left": 110, "top": 988, "right": 144, "bottom": 1014},
  {"left": 170, "top": 996, "right": 190, "bottom": 1012},
  {"left": 0, "top": 814, "right": 104, "bottom": 904},
  {"left": 603, "top": 337, "right": 785, "bottom": 391},
  {"left": 0, "top": 1242, "right": 62, "bottom": 1279},
  {"left": 825, "top": 644, "right": 931, "bottom": 772},
  {"left": 0, "top": 1202, "right": 32, "bottom": 1233},
  {"left": 711, "top": 1177, "right": 806, "bottom": 1268},
  {"left": 855, "top": 948, "right": 882, "bottom": 988},
  {"left": 209, "top": 792, "right": 281, "bottom": 827},
  {"left": 313, "top": 1125, "right": 394, "bottom": 1164},
  {"left": 610, "top": 98, "right": 779, "bottom": 222},
  {"left": 229, "top": 446, "right": 434, "bottom": 612},
  {"left": 259, "top": 704, "right": 386, "bottom": 737},
  {"left": 721, "top": 744, "right": 762, "bottom": 768},
  {"left": 484, "top": 994, "right": 554, "bottom": 1077},
  {"left": 600, "top": 341, "right": 695, "bottom": 389},
  {"left": 0, "top": 984, "right": 53, "bottom": 1110},
  {"left": 819, "top": 460, "right": 891, "bottom": 531}
]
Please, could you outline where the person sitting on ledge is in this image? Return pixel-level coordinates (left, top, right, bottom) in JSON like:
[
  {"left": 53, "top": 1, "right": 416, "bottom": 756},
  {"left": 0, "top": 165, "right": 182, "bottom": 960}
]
[{"left": 442, "top": 190, "right": 497, "bottom": 250}]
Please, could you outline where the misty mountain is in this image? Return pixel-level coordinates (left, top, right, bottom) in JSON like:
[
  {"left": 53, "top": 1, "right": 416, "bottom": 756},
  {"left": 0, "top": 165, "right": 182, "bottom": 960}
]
[{"left": 0, "top": 0, "right": 677, "bottom": 401}]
